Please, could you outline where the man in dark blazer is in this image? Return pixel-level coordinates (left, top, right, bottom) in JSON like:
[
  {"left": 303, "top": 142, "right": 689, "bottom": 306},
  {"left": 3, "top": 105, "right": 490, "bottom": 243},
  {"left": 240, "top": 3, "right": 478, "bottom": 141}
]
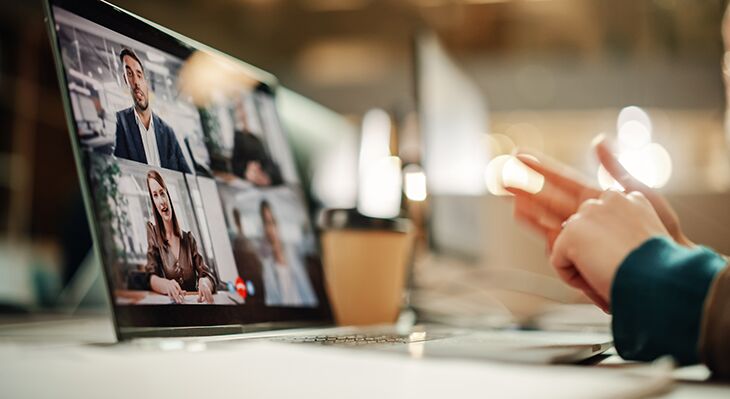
[{"left": 114, "top": 48, "right": 190, "bottom": 174}]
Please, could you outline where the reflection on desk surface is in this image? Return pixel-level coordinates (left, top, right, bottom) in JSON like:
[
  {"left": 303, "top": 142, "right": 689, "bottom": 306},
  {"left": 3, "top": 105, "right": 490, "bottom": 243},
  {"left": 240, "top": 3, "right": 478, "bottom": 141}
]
[{"left": 115, "top": 290, "right": 240, "bottom": 305}]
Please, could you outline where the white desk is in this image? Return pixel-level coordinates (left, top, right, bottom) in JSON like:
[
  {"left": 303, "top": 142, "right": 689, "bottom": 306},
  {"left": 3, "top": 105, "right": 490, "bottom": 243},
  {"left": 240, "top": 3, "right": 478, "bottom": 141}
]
[{"left": 0, "top": 315, "right": 728, "bottom": 399}]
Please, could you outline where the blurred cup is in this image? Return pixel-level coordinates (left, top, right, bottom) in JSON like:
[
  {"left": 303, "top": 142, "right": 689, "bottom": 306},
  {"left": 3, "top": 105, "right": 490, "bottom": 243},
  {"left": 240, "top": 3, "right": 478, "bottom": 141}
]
[{"left": 319, "top": 209, "right": 414, "bottom": 326}]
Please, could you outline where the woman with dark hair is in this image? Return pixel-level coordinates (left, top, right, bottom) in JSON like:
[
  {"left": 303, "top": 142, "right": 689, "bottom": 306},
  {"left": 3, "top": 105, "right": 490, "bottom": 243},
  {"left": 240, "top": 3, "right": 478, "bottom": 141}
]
[
  {"left": 145, "top": 170, "right": 216, "bottom": 304},
  {"left": 259, "top": 200, "right": 316, "bottom": 306}
]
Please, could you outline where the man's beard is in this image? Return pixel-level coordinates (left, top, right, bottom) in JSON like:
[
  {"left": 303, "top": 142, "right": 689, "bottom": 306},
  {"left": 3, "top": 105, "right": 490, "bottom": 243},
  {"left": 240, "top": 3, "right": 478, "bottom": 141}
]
[
  {"left": 134, "top": 97, "right": 149, "bottom": 111},
  {"left": 133, "top": 88, "right": 149, "bottom": 111}
]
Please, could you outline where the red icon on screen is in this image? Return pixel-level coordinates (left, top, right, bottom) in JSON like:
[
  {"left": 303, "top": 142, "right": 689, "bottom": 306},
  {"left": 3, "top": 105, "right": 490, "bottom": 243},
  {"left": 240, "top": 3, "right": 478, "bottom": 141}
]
[{"left": 235, "top": 277, "right": 247, "bottom": 300}]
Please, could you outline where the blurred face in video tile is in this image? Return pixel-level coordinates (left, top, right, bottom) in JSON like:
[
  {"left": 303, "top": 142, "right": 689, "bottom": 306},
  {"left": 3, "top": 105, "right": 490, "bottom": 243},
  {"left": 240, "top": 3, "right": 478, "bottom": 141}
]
[
  {"left": 148, "top": 178, "right": 172, "bottom": 223},
  {"left": 261, "top": 204, "right": 284, "bottom": 260},
  {"left": 123, "top": 54, "right": 149, "bottom": 111}
]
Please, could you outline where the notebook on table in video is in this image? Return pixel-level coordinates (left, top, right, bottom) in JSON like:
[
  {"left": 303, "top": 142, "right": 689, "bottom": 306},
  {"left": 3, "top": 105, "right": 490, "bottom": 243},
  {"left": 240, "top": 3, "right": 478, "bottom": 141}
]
[{"left": 43, "top": 0, "right": 611, "bottom": 364}]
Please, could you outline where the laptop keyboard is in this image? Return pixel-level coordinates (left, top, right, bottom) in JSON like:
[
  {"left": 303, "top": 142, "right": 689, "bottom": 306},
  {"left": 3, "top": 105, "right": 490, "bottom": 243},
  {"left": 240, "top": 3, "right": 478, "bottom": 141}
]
[{"left": 274, "top": 333, "right": 418, "bottom": 346}]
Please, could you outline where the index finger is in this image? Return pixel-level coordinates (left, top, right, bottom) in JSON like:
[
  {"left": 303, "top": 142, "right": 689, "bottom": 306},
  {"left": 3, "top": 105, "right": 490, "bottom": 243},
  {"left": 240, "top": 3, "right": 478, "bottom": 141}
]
[
  {"left": 594, "top": 138, "right": 648, "bottom": 193},
  {"left": 515, "top": 150, "right": 597, "bottom": 196}
]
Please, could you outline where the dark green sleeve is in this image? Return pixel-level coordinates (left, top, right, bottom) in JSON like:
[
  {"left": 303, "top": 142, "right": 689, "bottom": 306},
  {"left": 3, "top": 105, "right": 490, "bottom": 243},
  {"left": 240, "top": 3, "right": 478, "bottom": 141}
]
[{"left": 611, "top": 236, "right": 727, "bottom": 365}]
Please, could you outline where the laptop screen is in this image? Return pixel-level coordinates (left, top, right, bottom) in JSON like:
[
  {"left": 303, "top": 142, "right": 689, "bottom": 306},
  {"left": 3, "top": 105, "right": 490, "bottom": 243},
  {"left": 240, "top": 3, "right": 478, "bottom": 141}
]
[{"left": 44, "top": 0, "right": 331, "bottom": 336}]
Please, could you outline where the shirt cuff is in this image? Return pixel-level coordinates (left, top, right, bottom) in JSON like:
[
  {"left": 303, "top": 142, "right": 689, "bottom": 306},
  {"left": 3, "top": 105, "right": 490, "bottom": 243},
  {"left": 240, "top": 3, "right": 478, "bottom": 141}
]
[{"left": 611, "top": 236, "right": 727, "bottom": 365}]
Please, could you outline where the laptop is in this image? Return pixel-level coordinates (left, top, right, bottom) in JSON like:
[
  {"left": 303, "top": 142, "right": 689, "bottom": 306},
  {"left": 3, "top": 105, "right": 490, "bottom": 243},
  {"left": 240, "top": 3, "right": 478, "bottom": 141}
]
[{"left": 42, "top": 0, "right": 611, "bottom": 363}]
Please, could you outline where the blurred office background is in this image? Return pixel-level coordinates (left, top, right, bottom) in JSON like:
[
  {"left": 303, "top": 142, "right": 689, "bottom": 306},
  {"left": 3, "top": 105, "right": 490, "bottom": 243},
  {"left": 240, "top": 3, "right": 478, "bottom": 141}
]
[{"left": 1, "top": 0, "right": 729, "bottom": 324}]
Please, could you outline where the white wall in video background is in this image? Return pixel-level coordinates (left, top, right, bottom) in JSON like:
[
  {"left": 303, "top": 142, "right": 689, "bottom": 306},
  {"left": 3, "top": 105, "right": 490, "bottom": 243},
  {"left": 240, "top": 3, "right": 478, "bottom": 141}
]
[{"left": 191, "top": 176, "right": 238, "bottom": 283}]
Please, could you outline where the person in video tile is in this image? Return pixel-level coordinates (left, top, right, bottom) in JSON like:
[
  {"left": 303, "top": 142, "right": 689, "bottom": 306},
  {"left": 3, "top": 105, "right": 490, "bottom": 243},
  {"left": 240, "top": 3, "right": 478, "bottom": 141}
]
[
  {"left": 231, "top": 99, "right": 282, "bottom": 186},
  {"left": 260, "top": 200, "right": 316, "bottom": 306},
  {"left": 114, "top": 48, "right": 191, "bottom": 173},
  {"left": 145, "top": 170, "right": 216, "bottom": 303},
  {"left": 231, "top": 207, "right": 265, "bottom": 305}
]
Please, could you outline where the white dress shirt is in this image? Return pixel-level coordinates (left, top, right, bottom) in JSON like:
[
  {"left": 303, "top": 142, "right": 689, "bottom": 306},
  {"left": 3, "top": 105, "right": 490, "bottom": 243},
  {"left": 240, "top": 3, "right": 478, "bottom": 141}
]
[{"left": 133, "top": 109, "right": 161, "bottom": 168}]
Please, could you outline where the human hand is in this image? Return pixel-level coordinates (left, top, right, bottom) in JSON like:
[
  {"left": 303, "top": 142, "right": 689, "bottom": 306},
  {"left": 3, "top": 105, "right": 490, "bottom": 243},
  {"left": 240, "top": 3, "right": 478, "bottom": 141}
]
[
  {"left": 216, "top": 172, "right": 238, "bottom": 183},
  {"left": 198, "top": 278, "right": 214, "bottom": 304},
  {"left": 508, "top": 136, "right": 692, "bottom": 250},
  {"left": 245, "top": 161, "right": 271, "bottom": 186},
  {"left": 150, "top": 275, "right": 185, "bottom": 304},
  {"left": 550, "top": 190, "right": 670, "bottom": 312},
  {"left": 507, "top": 151, "right": 600, "bottom": 250},
  {"left": 593, "top": 138, "right": 693, "bottom": 247}
]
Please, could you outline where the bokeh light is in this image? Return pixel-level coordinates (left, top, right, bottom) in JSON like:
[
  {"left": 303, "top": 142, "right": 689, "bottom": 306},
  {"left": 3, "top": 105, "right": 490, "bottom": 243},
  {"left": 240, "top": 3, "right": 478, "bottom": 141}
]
[
  {"left": 617, "top": 106, "right": 652, "bottom": 149},
  {"left": 403, "top": 164, "right": 428, "bottom": 202},
  {"left": 485, "top": 155, "right": 512, "bottom": 196},
  {"left": 484, "top": 133, "right": 516, "bottom": 157},
  {"left": 502, "top": 156, "right": 530, "bottom": 191},
  {"left": 359, "top": 108, "right": 392, "bottom": 169},
  {"left": 617, "top": 106, "right": 651, "bottom": 133},
  {"left": 597, "top": 164, "right": 623, "bottom": 190},
  {"left": 358, "top": 156, "right": 403, "bottom": 218},
  {"left": 597, "top": 143, "right": 672, "bottom": 189},
  {"left": 618, "top": 120, "right": 651, "bottom": 149},
  {"left": 485, "top": 155, "right": 545, "bottom": 196}
]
